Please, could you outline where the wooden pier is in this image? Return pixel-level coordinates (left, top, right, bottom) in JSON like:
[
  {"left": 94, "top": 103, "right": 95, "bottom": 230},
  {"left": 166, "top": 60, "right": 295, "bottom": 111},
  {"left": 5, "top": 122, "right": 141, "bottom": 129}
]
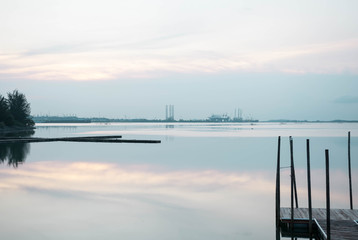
[
  {"left": 280, "top": 208, "right": 358, "bottom": 239},
  {"left": 276, "top": 134, "right": 356, "bottom": 240}
]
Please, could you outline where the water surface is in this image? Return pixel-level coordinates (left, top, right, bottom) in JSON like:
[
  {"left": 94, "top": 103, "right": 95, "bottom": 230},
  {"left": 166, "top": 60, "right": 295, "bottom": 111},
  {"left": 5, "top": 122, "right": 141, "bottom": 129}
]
[{"left": 0, "top": 122, "right": 357, "bottom": 239}]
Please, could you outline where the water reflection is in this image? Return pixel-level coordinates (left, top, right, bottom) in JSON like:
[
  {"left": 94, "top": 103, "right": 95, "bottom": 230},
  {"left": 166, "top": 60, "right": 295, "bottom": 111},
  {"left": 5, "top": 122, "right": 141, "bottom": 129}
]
[
  {"left": 0, "top": 142, "right": 30, "bottom": 167},
  {"left": 0, "top": 130, "right": 33, "bottom": 167},
  {"left": 0, "top": 161, "right": 275, "bottom": 239},
  {"left": 36, "top": 125, "right": 77, "bottom": 130},
  {"left": 278, "top": 226, "right": 317, "bottom": 240},
  {"left": 1, "top": 123, "right": 356, "bottom": 240},
  {"left": 80, "top": 123, "right": 358, "bottom": 138},
  {"left": 0, "top": 129, "right": 34, "bottom": 138}
]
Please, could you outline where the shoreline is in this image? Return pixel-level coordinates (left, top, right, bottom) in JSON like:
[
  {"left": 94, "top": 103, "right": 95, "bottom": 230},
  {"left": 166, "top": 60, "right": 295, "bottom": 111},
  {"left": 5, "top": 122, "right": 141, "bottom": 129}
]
[{"left": 0, "top": 126, "right": 36, "bottom": 134}]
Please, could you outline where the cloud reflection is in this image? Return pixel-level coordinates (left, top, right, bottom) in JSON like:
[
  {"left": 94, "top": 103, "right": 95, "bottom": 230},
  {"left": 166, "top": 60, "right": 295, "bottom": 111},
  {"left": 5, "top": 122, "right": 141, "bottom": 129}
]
[
  {"left": 0, "top": 162, "right": 273, "bottom": 198},
  {"left": 0, "top": 161, "right": 355, "bottom": 239},
  {"left": 1, "top": 161, "right": 354, "bottom": 208},
  {"left": 279, "top": 168, "right": 358, "bottom": 209},
  {"left": 0, "top": 161, "right": 278, "bottom": 238}
]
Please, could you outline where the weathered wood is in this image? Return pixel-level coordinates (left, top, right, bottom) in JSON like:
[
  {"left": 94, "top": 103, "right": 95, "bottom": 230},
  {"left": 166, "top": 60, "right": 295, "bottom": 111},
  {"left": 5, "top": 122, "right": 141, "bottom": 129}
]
[
  {"left": 280, "top": 208, "right": 358, "bottom": 220},
  {"left": 68, "top": 135, "right": 122, "bottom": 139},
  {"left": 280, "top": 208, "right": 358, "bottom": 240},
  {"left": 1, "top": 135, "right": 122, "bottom": 140},
  {"left": 290, "top": 137, "right": 294, "bottom": 230},
  {"left": 317, "top": 219, "right": 358, "bottom": 240},
  {"left": 326, "top": 149, "right": 331, "bottom": 240},
  {"left": 290, "top": 136, "right": 299, "bottom": 208},
  {"left": 0, "top": 135, "right": 160, "bottom": 144},
  {"left": 276, "top": 136, "right": 281, "bottom": 228},
  {"left": 348, "top": 131, "right": 353, "bottom": 210},
  {"left": 306, "top": 139, "right": 313, "bottom": 237}
]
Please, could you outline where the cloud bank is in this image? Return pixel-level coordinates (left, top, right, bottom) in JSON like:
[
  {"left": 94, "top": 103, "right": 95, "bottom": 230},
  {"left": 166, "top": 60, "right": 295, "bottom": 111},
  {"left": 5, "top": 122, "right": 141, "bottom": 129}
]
[{"left": 1, "top": 0, "right": 358, "bottom": 81}]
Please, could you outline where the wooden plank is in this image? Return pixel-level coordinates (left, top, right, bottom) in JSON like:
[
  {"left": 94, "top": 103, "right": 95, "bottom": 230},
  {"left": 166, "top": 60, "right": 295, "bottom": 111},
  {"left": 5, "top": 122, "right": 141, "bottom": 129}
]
[
  {"left": 281, "top": 208, "right": 358, "bottom": 221},
  {"left": 0, "top": 136, "right": 160, "bottom": 144},
  {"left": 280, "top": 208, "right": 358, "bottom": 240},
  {"left": 316, "top": 219, "right": 358, "bottom": 240},
  {"left": 1, "top": 135, "right": 122, "bottom": 140}
]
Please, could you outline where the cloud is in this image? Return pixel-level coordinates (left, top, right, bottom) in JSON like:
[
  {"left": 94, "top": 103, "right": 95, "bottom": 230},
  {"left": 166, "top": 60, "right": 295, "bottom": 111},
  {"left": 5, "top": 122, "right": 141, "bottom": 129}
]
[
  {"left": 1, "top": 38, "right": 358, "bottom": 81},
  {"left": 23, "top": 43, "right": 87, "bottom": 56},
  {"left": 1, "top": 0, "right": 358, "bottom": 81},
  {"left": 334, "top": 95, "right": 358, "bottom": 104}
]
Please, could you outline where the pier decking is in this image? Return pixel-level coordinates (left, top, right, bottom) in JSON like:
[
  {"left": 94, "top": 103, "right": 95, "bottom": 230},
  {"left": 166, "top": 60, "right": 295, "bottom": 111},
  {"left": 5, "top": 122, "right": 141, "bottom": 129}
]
[
  {"left": 280, "top": 208, "right": 358, "bottom": 220},
  {"left": 280, "top": 208, "right": 358, "bottom": 240}
]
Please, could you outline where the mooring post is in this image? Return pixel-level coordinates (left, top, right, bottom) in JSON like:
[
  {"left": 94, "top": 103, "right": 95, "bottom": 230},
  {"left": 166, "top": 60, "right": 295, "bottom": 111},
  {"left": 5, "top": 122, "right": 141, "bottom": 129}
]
[
  {"left": 276, "top": 136, "right": 281, "bottom": 228},
  {"left": 290, "top": 137, "right": 294, "bottom": 230},
  {"left": 325, "top": 149, "right": 331, "bottom": 240},
  {"left": 348, "top": 131, "right": 353, "bottom": 210},
  {"left": 306, "top": 139, "right": 313, "bottom": 238},
  {"left": 275, "top": 227, "right": 281, "bottom": 240},
  {"left": 289, "top": 136, "right": 299, "bottom": 208}
]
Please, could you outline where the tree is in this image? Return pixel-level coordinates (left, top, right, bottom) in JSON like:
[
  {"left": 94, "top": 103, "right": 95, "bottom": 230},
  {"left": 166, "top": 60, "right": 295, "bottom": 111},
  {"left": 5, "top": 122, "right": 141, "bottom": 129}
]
[
  {"left": 7, "top": 90, "right": 34, "bottom": 127},
  {"left": 0, "top": 95, "right": 10, "bottom": 126},
  {"left": 0, "top": 95, "right": 8, "bottom": 120}
]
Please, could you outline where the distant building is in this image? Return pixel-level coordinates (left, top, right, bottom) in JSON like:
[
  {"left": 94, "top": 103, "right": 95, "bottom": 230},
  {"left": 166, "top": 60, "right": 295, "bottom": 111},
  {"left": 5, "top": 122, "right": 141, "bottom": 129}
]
[{"left": 208, "top": 114, "right": 230, "bottom": 122}]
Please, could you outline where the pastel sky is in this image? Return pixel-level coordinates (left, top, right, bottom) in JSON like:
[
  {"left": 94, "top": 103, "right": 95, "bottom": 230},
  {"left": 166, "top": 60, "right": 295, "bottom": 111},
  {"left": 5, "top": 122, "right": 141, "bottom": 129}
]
[{"left": 1, "top": 0, "right": 358, "bottom": 120}]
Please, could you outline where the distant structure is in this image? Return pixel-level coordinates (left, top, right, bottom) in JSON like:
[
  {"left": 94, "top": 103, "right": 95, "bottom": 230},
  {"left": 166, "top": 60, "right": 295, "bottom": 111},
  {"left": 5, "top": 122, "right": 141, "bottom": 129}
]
[
  {"left": 233, "top": 108, "right": 243, "bottom": 122},
  {"left": 208, "top": 114, "right": 230, "bottom": 122},
  {"left": 207, "top": 108, "right": 257, "bottom": 122},
  {"left": 165, "top": 105, "right": 175, "bottom": 121}
]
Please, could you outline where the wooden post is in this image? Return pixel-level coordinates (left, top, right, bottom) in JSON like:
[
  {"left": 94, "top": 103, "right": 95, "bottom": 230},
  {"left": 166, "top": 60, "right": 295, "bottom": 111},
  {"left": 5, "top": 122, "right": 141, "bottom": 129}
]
[
  {"left": 290, "top": 137, "right": 294, "bottom": 230},
  {"left": 276, "top": 136, "right": 281, "bottom": 228},
  {"left": 275, "top": 227, "right": 281, "bottom": 240},
  {"left": 306, "top": 139, "right": 313, "bottom": 238},
  {"left": 325, "top": 149, "right": 331, "bottom": 240},
  {"left": 348, "top": 131, "right": 353, "bottom": 210},
  {"left": 290, "top": 137, "right": 299, "bottom": 208}
]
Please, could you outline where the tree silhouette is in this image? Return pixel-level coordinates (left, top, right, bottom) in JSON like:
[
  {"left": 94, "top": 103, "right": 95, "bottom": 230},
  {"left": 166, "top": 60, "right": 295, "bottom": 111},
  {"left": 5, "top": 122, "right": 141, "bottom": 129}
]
[
  {"left": 0, "top": 94, "right": 9, "bottom": 124},
  {"left": 7, "top": 90, "right": 34, "bottom": 127}
]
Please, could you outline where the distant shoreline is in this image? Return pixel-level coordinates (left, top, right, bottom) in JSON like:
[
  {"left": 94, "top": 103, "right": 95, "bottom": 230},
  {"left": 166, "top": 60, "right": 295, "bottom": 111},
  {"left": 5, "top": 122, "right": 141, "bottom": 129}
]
[
  {"left": 31, "top": 116, "right": 358, "bottom": 124},
  {"left": 265, "top": 120, "right": 358, "bottom": 123},
  {"left": 32, "top": 115, "right": 258, "bottom": 123}
]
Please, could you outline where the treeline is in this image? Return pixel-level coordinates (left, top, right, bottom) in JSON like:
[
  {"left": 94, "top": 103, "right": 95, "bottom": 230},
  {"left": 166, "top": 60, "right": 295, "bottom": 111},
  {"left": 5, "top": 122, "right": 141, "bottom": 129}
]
[{"left": 0, "top": 90, "right": 34, "bottom": 129}]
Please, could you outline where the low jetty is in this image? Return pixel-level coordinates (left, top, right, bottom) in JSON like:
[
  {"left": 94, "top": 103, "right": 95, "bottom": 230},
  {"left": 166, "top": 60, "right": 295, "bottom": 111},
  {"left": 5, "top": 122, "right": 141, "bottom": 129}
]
[
  {"left": 275, "top": 133, "right": 357, "bottom": 240},
  {"left": 0, "top": 135, "right": 161, "bottom": 144}
]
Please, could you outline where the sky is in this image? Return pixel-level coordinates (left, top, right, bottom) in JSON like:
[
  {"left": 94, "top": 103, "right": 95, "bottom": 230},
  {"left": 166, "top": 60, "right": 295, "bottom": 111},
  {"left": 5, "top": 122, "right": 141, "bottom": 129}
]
[{"left": 1, "top": 0, "right": 358, "bottom": 120}]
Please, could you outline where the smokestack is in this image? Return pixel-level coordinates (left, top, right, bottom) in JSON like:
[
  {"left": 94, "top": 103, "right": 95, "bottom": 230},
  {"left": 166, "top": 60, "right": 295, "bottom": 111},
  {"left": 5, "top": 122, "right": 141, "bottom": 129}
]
[
  {"left": 172, "top": 105, "right": 174, "bottom": 120},
  {"left": 166, "top": 105, "right": 168, "bottom": 120}
]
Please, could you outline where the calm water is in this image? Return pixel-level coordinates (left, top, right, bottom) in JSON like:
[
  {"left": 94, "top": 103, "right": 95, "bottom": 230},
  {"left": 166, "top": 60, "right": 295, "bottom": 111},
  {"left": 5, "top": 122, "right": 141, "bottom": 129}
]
[{"left": 0, "top": 122, "right": 357, "bottom": 239}]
